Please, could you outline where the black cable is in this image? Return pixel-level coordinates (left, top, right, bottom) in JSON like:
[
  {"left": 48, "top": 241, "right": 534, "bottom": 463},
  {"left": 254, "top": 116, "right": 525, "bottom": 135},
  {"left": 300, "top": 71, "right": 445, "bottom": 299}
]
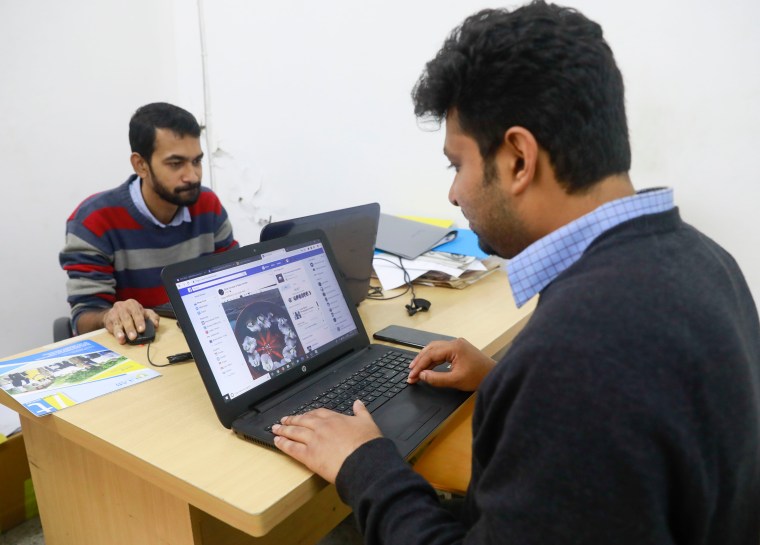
[
  {"left": 367, "top": 256, "right": 416, "bottom": 301},
  {"left": 146, "top": 341, "right": 194, "bottom": 367}
]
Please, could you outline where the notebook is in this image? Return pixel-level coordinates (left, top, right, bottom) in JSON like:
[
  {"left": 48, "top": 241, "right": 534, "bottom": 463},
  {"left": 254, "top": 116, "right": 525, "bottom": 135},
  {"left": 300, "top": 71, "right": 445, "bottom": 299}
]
[
  {"left": 375, "top": 214, "right": 458, "bottom": 260},
  {"left": 259, "top": 203, "right": 380, "bottom": 306},
  {"left": 161, "top": 230, "right": 470, "bottom": 457}
]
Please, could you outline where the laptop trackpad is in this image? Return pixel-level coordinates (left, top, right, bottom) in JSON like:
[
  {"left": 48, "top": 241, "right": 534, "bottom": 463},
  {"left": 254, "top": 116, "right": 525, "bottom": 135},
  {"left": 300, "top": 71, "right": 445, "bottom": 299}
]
[{"left": 378, "top": 404, "right": 440, "bottom": 440}]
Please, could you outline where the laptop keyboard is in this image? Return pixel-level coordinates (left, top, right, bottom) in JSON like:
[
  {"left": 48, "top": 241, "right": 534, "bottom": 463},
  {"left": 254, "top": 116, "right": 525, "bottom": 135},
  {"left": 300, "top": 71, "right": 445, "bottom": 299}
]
[{"left": 265, "top": 351, "right": 413, "bottom": 433}]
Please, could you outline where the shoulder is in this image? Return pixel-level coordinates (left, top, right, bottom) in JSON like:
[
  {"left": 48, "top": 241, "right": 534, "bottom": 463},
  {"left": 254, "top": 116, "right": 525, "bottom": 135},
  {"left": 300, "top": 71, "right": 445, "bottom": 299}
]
[
  {"left": 490, "top": 216, "right": 756, "bottom": 406},
  {"left": 189, "top": 186, "right": 226, "bottom": 218},
  {"left": 67, "top": 177, "right": 134, "bottom": 221},
  {"left": 66, "top": 177, "right": 142, "bottom": 236}
]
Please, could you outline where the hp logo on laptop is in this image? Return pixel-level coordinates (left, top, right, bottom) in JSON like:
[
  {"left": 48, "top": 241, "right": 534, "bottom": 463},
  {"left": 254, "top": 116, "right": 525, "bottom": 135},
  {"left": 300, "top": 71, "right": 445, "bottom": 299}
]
[{"left": 301, "top": 365, "right": 307, "bottom": 373}]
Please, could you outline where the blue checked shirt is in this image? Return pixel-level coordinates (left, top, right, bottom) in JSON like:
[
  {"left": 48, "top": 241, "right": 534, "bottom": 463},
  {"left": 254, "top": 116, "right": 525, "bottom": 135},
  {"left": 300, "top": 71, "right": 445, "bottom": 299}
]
[{"left": 507, "top": 188, "right": 675, "bottom": 307}]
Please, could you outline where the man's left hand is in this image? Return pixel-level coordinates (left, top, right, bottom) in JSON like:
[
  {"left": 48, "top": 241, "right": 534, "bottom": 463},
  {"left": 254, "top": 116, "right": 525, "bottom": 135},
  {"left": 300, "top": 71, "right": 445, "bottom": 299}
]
[{"left": 272, "top": 399, "right": 382, "bottom": 483}]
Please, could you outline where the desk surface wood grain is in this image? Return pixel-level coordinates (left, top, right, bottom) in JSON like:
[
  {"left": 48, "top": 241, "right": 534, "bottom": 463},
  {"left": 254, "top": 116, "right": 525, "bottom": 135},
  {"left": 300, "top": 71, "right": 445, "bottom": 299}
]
[{"left": 1, "top": 270, "right": 534, "bottom": 538}]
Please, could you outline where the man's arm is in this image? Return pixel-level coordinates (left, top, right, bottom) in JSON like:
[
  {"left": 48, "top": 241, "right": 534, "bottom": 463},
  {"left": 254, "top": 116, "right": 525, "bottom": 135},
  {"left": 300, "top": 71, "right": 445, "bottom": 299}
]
[
  {"left": 76, "top": 301, "right": 159, "bottom": 344},
  {"left": 273, "top": 338, "right": 494, "bottom": 480},
  {"left": 59, "top": 201, "right": 158, "bottom": 343},
  {"left": 75, "top": 308, "right": 109, "bottom": 335},
  {"left": 273, "top": 400, "right": 382, "bottom": 482}
]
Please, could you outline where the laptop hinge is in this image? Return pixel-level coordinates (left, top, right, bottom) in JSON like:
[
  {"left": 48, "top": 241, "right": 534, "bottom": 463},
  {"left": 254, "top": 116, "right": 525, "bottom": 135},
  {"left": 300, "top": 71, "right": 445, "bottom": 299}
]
[{"left": 241, "top": 407, "right": 260, "bottom": 419}]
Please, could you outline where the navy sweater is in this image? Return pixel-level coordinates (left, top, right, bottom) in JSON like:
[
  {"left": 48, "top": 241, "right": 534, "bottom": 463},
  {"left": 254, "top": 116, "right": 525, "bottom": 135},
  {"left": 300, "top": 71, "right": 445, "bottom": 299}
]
[{"left": 336, "top": 209, "right": 760, "bottom": 545}]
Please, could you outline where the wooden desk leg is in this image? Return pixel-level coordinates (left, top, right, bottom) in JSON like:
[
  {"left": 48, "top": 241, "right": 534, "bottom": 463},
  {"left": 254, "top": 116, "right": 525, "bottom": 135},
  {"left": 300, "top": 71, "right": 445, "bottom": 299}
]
[{"left": 21, "top": 415, "right": 197, "bottom": 545}]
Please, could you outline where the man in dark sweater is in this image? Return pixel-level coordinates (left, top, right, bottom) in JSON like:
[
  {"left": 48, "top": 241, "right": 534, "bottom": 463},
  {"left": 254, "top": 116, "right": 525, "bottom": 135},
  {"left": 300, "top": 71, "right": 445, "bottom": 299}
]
[{"left": 272, "top": 2, "right": 760, "bottom": 543}]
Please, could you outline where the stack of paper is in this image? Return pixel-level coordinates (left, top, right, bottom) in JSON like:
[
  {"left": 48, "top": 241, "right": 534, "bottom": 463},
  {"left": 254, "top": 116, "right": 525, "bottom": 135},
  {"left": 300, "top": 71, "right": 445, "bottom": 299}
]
[{"left": 373, "top": 218, "right": 500, "bottom": 290}]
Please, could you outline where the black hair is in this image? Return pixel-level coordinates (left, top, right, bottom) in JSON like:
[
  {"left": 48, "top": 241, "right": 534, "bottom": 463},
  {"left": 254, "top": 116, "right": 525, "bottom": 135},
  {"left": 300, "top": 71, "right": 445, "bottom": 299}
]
[
  {"left": 412, "top": 1, "right": 631, "bottom": 192},
  {"left": 128, "top": 102, "right": 201, "bottom": 162}
]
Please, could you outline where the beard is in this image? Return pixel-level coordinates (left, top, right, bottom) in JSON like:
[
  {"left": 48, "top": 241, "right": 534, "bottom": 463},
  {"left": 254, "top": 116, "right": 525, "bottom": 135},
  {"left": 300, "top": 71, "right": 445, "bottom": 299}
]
[
  {"left": 476, "top": 235, "right": 498, "bottom": 256},
  {"left": 148, "top": 165, "right": 201, "bottom": 207},
  {"left": 470, "top": 155, "right": 530, "bottom": 259},
  {"left": 473, "top": 156, "right": 502, "bottom": 256}
]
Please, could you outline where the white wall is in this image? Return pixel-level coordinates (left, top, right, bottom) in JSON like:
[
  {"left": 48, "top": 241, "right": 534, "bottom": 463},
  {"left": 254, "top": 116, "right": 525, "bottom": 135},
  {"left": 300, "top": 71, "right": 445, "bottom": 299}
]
[
  {"left": 0, "top": 0, "right": 186, "bottom": 354},
  {"left": 1, "top": 0, "right": 758, "bottom": 356}
]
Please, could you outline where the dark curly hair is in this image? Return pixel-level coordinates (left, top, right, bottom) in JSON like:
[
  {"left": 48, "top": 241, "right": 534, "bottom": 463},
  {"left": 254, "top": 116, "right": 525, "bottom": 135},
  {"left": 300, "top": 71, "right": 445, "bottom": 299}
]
[
  {"left": 129, "top": 102, "right": 201, "bottom": 162},
  {"left": 412, "top": 1, "right": 630, "bottom": 192}
]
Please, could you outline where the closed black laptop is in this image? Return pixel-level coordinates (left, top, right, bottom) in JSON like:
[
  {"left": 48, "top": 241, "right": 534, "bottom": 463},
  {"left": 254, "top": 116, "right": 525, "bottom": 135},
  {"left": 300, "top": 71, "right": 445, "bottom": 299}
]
[
  {"left": 260, "top": 203, "right": 380, "bottom": 306},
  {"left": 161, "top": 230, "right": 469, "bottom": 458}
]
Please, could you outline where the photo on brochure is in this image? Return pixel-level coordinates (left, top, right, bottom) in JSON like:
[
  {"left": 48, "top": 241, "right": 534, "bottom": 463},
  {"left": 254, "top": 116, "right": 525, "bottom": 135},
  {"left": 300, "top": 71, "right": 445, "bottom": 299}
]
[{"left": 0, "top": 339, "right": 160, "bottom": 416}]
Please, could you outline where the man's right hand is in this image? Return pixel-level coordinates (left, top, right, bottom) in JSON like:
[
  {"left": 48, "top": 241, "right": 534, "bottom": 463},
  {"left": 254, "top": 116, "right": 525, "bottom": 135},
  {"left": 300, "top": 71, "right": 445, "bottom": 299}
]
[
  {"left": 407, "top": 337, "right": 496, "bottom": 392},
  {"left": 103, "top": 300, "right": 159, "bottom": 344},
  {"left": 78, "top": 300, "right": 159, "bottom": 344}
]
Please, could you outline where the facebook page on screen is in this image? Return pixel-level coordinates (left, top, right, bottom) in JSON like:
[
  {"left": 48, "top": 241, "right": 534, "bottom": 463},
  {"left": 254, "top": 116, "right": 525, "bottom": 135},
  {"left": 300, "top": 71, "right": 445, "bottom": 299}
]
[{"left": 175, "top": 241, "right": 359, "bottom": 401}]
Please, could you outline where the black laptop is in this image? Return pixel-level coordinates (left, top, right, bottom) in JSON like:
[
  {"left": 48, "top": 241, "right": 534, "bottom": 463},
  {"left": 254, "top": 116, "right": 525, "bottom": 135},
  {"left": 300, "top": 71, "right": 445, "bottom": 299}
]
[
  {"left": 161, "top": 230, "right": 469, "bottom": 457},
  {"left": 259, "top": 203, "right": 380, "bottom": 306}
]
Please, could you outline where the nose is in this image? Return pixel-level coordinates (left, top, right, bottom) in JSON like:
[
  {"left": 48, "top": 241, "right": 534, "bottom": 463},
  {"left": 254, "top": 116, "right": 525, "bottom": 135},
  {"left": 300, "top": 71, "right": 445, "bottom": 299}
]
[
  {"left": 448, "top": 182, "right": 459, "bottom": 207},
  {"left": 183, "top": 162, "right": 201, "bottom": 183}
]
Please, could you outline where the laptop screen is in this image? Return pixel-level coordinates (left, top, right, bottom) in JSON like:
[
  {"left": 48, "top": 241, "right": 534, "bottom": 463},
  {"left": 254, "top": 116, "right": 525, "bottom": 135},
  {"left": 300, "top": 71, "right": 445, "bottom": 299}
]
[
  {"left": 259, "top": 203, "right": 380, "bottom": 305},
  {"left": 172, "top": 238, "right": 359, "bottom": 402}
]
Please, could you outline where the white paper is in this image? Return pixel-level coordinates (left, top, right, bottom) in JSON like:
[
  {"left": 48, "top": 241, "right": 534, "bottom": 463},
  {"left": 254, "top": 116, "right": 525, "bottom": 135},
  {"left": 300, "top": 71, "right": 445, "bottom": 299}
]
[
  {"left": 373, "top": 256, "right": 428, "bottom": 290},
  {"left": 373, "top": 252, "right": 477, "bottom": 290}
]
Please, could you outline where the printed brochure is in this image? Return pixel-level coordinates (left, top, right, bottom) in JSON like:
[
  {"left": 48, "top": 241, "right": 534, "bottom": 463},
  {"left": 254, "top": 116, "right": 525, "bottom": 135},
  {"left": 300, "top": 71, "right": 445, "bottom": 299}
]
[{"left": 0, "top": 339, "right": 159, "bottom": 416}]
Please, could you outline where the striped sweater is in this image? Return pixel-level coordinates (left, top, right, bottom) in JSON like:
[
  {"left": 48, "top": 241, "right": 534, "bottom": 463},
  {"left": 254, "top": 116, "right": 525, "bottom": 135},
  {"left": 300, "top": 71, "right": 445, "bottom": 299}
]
[{"left": 60, "top": 176, "right": 238, "bottom": 329}]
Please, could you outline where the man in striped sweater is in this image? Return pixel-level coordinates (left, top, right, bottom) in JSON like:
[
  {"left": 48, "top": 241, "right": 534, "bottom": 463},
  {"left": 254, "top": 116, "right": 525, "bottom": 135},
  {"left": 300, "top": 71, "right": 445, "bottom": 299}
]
[{"left": 60, "top": 103, "right": 237, "bottom": 344}]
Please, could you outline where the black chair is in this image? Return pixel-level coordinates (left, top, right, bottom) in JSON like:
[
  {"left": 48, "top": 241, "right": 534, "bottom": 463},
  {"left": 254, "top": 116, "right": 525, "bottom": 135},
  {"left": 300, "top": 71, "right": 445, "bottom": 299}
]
[{"left": 53, "top": 317, "right": 73, "bottom": 342}]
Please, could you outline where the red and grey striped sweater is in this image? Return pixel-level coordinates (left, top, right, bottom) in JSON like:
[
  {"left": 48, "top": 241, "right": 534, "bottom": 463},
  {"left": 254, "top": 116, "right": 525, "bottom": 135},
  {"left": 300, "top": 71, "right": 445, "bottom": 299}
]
[{"left": 60, "top": 175, "right": 238, "bottom": 330}]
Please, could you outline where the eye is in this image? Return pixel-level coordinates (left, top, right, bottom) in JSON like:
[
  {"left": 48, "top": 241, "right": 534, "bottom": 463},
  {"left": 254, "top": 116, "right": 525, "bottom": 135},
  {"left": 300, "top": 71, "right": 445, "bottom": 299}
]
[
  {"left": 167, "top": 161, "right": 183, "bottom": 169},
  {"left": 192, "top": 158, "right": 203, "bottom": 166},
  {"left": 447, "top": 163, "right": 460, "bottom": 173}
]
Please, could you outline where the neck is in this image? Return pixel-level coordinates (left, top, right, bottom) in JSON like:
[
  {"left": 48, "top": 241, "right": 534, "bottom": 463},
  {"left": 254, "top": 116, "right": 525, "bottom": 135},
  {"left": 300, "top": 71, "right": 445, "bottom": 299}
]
[
  {"left": 573, "top": 172, "right": 635, "bottom": 214},
  {"left": 531, "top": 173, "right": 635, "bottom": 238}
]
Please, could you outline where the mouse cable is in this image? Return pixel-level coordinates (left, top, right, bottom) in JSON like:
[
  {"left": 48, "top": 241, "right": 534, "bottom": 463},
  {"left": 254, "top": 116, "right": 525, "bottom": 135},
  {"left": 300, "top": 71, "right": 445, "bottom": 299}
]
[{"left": 146, "top": 341, "right": 194, "bottom": 367}]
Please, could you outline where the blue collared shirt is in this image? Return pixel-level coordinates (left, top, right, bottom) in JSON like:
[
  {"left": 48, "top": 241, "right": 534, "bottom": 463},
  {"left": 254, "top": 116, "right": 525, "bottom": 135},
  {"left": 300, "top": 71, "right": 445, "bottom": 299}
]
[
  {"left": 129, "top": 176, "right": 191, "bottom": 228},
  {"left": 506, "top": 188, "right": 675, "bottom": 308}
]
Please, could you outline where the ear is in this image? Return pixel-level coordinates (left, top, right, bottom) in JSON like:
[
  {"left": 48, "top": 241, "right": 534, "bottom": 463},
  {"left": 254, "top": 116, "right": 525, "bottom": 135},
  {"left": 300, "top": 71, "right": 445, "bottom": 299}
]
[
  {"left": 130, "top": 152, "right": 150, "bottom": 179},
  {"left": 502, "top": 127, "right": 539, "bottom": 196}
]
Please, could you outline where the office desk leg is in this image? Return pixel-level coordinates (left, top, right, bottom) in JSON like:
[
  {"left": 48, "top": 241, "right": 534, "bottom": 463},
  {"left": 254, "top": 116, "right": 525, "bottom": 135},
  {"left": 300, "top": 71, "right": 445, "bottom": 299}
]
[{"left": 21, "top": 415, "right": 198, "bottom": 545}]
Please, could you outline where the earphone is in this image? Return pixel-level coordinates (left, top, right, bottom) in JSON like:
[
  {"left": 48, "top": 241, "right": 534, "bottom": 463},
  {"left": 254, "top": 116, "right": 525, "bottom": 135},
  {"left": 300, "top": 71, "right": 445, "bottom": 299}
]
[
  {"left": 369, "top": 256, "right": 433, "bottom": 316},
  {"left": 405, "top": 297, "right": 431, "bottom": 316}
]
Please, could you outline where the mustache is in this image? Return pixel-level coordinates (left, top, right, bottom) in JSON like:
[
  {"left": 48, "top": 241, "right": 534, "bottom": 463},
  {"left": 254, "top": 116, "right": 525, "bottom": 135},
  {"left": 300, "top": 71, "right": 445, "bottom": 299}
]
[{"left": 176, "top": 183, "right": 201, "bottom": 193}]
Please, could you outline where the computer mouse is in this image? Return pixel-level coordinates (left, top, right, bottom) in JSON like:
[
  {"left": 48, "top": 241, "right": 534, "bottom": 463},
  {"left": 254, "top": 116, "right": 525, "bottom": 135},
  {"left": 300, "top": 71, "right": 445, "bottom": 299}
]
[{"left": 127, "top": 319, "right": 156, "bottom": 345}]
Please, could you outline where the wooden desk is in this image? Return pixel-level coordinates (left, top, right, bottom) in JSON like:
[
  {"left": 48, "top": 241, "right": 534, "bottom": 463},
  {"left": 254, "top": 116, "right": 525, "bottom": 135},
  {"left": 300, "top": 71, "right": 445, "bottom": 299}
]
[{"left": 0, "top": 271, "right": 534, "bottom": 545}]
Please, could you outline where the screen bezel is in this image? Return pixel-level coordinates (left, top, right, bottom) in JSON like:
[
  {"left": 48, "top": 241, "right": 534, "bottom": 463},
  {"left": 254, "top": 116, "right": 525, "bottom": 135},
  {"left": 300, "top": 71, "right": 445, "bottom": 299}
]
[{"left": 161, "top": 229, "right": 371, "bottom": 428}]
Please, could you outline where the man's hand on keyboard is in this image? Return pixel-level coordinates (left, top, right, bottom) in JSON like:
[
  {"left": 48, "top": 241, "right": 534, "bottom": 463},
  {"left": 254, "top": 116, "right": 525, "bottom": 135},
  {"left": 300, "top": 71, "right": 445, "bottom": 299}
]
[
  {"left": 407, "top": 338, "right": 496, "bottom": 392},
  {"left": 272, "top": 399, "right": 382, "bottom": 483}
]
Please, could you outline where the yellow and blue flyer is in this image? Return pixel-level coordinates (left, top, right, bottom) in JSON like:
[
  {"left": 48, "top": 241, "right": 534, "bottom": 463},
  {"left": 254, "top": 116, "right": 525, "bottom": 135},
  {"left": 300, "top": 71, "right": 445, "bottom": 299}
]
[{"left": 0, "top": 339, "right": 160, "bottom": 416}]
